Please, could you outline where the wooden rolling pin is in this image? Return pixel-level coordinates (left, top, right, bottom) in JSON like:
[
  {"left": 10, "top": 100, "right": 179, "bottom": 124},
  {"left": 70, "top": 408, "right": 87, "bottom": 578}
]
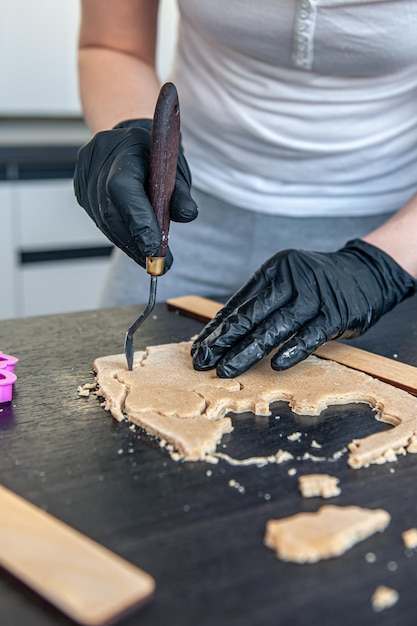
[
  {"left": 167, "top": 295, "right": 417, "bottom": 396},
  {"left": 0, "top": 485, "right": 155, "bottom": 625}
]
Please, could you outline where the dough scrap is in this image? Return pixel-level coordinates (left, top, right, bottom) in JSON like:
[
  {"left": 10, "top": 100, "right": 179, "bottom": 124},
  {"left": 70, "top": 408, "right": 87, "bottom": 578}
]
[
  {"left": 371, "top": 585, "right": 399, "bottom": 612},
  {"left": 298, "top": 474, "right": 341, "bottom": 499},
  {"left": 77, "top": 382, "right": 97, "bottom": 397},
  {"left": 264, "top": 505, "right": 390, "bottom": 563},
  {"left": 215, "top": 450, "right": 294, "bottom": 467},
  {"left": 287, "top": 432, "right": 302, "bottom": 442},
  {"left": 93, "top": 341, "right": 417, "bottom": 465},
  {"left": 402, "top": 527, "right": 417, "bottom": 549}
]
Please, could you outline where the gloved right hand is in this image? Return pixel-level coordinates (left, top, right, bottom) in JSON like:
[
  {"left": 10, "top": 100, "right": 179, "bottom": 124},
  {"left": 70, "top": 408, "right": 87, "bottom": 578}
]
[{"left": 73, "top": 118, "right": 198, "bottom": 270}]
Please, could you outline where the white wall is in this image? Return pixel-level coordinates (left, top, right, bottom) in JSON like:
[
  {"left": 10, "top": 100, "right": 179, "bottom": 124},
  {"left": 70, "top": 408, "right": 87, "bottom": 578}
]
[
  {"left": 157, "top": 0, "right": 179, "bottom": 83},
  {"left": 0, "top": 0, "right": 81, "bottom": 115},
  {"left": 0, "top": 0, "right": 179, "bottom": 117}
]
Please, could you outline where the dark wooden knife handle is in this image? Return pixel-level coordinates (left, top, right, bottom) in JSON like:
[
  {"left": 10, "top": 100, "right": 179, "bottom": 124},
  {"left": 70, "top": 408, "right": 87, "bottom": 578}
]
[{"left": 148, "top": 82, "right": 180, "bottom": 266}]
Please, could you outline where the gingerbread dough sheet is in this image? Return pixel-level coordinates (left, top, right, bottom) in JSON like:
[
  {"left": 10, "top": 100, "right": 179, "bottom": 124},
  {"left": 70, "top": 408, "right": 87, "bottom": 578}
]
[
  {"left": 93, "top": 341, "right": 417, "bottom": 466},
  {"left": 264, "top": 505, "right": 390, "bottom": 563}
]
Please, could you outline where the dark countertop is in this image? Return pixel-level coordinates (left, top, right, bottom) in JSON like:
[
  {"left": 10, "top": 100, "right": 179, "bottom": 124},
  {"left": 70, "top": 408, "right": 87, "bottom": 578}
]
[
  {"left": 0, "top": 295, "right": 417, "bottom": 626},
  {"left": 0, "top": 118, "right": 91, "bottom": 178}
]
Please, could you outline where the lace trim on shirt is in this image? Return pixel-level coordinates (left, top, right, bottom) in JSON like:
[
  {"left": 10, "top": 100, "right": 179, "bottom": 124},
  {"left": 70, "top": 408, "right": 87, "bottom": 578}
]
[{"left": 293, "top": 0, "right": 318, "bottom": 70}]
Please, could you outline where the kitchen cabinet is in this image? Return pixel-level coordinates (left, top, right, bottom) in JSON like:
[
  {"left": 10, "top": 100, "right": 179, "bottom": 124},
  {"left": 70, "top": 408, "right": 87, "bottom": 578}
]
[
  {"left": 0, "top": 185, "right": 16, "bottom": 319},
  {"left": 0, "top": 177, "right": 112, "bottom": 320},
  {"left": 0, "top": 120, "right": 113, "bottom": 320}
]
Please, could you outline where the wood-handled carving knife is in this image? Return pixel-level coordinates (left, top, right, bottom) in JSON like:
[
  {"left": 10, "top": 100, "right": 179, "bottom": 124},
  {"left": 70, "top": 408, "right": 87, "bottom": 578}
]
[{"left": 124, "top": 82, "right": 180, "bottom": 370}]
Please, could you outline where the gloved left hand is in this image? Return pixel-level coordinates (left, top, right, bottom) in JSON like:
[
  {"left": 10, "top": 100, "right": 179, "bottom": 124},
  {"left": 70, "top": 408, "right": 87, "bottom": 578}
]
[{"left": 191, "top": 239, "right": 416, "bottom": 377}]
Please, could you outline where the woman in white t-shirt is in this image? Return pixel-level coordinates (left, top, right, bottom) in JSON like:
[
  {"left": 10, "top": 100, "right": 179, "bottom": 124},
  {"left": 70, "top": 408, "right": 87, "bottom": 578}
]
[{"left": 74, "top": 0, "right": 417, "bottom": 377}]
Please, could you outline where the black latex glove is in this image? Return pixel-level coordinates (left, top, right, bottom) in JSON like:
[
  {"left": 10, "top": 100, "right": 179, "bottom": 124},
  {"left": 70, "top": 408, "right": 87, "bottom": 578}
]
[
  {"left": 192, "top": 239, "right": 416, "bottom": 377},
  {"left": 73, "top": 118, "right": 198, "bottom": 269}
]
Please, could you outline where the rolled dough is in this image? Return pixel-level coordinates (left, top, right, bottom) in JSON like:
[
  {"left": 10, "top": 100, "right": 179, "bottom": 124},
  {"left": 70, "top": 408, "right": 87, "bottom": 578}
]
[
  {"left": 93, "top": 341, "right": 417, "bottom": 465},
  {"left": 264, "top": 505, "right": 390, "bottom": 563}
]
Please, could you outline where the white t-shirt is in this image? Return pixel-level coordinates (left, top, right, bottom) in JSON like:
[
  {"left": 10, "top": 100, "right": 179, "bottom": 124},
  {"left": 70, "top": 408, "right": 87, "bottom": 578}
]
[{"left": 172, "top": 0, "right": 417, "bottom": 216}]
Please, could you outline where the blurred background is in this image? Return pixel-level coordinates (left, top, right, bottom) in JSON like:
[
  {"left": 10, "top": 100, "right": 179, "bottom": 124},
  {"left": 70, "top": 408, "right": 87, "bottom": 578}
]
[{"left": 0, "top": 0, "right": 178, "bottom": 320}]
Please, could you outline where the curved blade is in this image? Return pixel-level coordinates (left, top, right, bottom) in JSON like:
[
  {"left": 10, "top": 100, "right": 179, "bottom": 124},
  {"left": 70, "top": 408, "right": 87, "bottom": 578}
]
[{"left": 124, "top": 276, "right": 157, "bottom": 371}]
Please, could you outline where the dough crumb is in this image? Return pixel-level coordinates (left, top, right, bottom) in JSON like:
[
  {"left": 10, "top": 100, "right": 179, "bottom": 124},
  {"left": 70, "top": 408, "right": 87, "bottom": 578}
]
[
  {"left": 228, "top": 479, "right": 246, "bottom": 494},
  {"left": 311, "top": 440, "right": 322, "bottom": 449},
  {"left": 288, "top": 468, "right": 297, "bottom": 476},
  {"left": 365, "top": 552, "right": 376, "bottom": 563},
  {"left": 287, "top": 431, "right": 302, "bottom": 442},
  {"left": 406, "top": 435, "right": 417, "bottom": 453},
  {"left": 300, "top": 452, "right": 327, "bottom": 462},
  {"left": 402, "top": 527, "right": 417, "bottom": 549},
  {"left": 204, "top": 455, "right": 219, "bottom": 465},
  {"left": 215, "top": 449, "right": 295, "bottom": 467},
  {"left": 77, "top": 382, "right": 96, "bottom": 397},
  {"left": 387, "top": 560, "right": 398, "bottom": 572},
  {"left": 298, "top": 474, "right": 341, "bottom": 499},
  {"left": 216, "top": 452, "right": 271, "bottom": 467},
  {"left": 264, "top": 505, "right": 390, "bottom": 563},
  {"left": 371, "top": 585, "right": 399, "bottom": 612},
  {"left": 275, "top": 450, "right": 294, "bottom": 464},
  {"left": 331, "top": 447, "right": 347, "bottom": 461}
]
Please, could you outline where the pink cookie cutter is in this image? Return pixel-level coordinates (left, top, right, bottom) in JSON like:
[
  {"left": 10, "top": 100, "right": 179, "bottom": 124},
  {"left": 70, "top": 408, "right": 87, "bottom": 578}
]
[
  {"left": 0, "top": 352, "right": 19, "bottom": 374},
  {"left": 0, "top": 352, "right": 18, "bottom": 403}
]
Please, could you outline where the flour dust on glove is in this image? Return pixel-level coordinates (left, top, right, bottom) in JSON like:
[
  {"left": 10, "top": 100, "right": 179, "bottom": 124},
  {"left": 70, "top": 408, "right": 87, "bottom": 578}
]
[
  {"left": 73, "top": 118, "right": 198, "bottom": 269},
  {"left": 192, "top": 239, "right": 416, "bottom": 377}
]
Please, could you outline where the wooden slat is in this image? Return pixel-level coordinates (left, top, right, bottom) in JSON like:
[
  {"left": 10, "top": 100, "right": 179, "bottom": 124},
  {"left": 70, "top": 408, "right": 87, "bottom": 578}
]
[
  {"left": 166, "top": 295, "right": 417, "bottom": 396},
  {"left": 167, "top": 295, "right": 223, "bottom": 322},
  {"left": 0, "top": 485, "right": 155, "bottom": 625},
  {"left": 314, "top": 342, "right": 417, "bottom": 396}
]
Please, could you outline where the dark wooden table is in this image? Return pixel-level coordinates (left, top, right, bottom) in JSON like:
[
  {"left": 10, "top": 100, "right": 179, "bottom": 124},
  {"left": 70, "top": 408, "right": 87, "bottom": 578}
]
[{"left": 1, "top": 295, "right": 417, "bottom": 626}]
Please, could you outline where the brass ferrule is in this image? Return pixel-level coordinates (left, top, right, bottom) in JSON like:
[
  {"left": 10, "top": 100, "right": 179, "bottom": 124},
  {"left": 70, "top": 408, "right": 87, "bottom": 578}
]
[{"left": 146, "top": 256, "right": 165, "bottom": 276}]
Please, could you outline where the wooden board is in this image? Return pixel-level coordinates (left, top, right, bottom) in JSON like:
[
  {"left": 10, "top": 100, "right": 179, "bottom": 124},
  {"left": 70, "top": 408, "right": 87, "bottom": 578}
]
[
  {"left": 0, "top": 485, "right": 155, "bottom": 625},
  {"left": 167, "top": 295, "right": 417, "bottom": 396}
]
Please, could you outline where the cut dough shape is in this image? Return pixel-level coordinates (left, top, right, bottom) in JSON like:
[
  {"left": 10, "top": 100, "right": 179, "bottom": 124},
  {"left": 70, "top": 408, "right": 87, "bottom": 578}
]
[
  {"left": 264, "top": 505, "right": 390, "bottom": 563},
  {"left": 93, "top": 341, "right": 417, "bottom": 465},
  {"left": 371, "top": 585, "right": 399, "bottom": 612},
  {"left": 298, "top": 474, "right": 341, "bottom": 498}
]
